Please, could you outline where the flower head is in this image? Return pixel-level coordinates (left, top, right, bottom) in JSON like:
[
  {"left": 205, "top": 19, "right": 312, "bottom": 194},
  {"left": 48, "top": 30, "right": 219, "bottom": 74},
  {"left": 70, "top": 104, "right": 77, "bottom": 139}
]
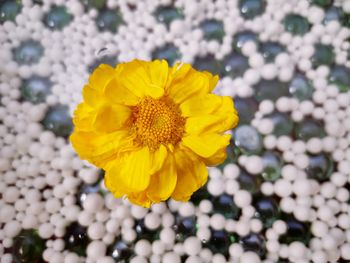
[{"left": 70, "top": 59, "right": 239, "bottom": 207}]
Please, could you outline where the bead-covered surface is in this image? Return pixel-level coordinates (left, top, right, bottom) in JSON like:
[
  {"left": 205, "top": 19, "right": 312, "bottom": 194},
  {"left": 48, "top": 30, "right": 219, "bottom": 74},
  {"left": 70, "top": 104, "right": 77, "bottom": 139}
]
[{"left": 1, "top": 0, "right": 350, "bottom": 262}]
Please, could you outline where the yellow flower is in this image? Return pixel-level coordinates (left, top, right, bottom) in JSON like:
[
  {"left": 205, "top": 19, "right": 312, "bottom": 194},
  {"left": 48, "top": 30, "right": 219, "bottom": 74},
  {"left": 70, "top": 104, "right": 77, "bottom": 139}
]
[{"left": 70, "top": 59, "right": 239, "bottom": 207}]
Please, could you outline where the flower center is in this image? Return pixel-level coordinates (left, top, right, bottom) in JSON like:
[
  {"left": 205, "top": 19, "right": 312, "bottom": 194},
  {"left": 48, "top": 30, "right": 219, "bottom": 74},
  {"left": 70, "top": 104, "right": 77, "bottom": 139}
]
[{"left": 131, "top": 96, "right": 185, "bottom": 150}]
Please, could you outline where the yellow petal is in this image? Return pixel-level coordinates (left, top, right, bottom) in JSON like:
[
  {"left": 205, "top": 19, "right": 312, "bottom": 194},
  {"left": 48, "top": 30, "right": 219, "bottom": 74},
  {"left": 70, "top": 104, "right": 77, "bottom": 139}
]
[
  {"left": 168, "top": 65, "right": 210, "bottom": 104},
  {"left": 104, "top": 78, "right": 139, "bottom": 106},
  {"left": 106, "top": 147, "right": 151, "bottom": 192},
  {"left": 147, "top": 154, "right": 177, "bottom": 202},
  {"left": 119, "top": 59, "right": 165, "bottom": 99},
  {"left": 82, "top": 85, "right": 103, "bottom": 107},
  {"left": 72, "top": 102, "right": 96, "bottom": 131},
  {"left": 185, "top": 115, "right": 233, "bottom": 135},
  {"left": 202, "top": 71, "right": 219, "bottom": 92},
  {"left": 89, "top": 64, "right": 116, "bottom": 92},
  {"left": 149, "top": 145, "right": 168, "bottom": 174},
  {"left": 128, "top": 192, "right": 152, "bottom": 208},
  {"left": 200, "top": 148, "right": 228, "bottom": 166},
  {"left": 70, "top": 130, "right": 131, "bottom": 168},
  {"left": 182, "top": 133, "right": 231, "bottom": 158},
  {"left": 171, "top": 150, "right": 208, "bottom": 201},
  {"left": 179, "top": 94, "right": 223, "bottom": 117},
  {"left": 93, "top": 104, "right": 131, "bottom": 133}
]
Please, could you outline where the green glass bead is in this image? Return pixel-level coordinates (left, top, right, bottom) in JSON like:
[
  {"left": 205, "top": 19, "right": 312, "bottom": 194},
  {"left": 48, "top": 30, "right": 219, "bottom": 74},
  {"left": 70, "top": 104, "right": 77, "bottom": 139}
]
[
  {"left": 174, "top": 216, "right": 197, "bottom": 242},
  {"left": 154, "top": 5, "right": 183, "bottom": 26},
  {"left": 279, "top": 215, "right": 311, "bottom": 244},
  {"left": 193, "top": 55, "right": 223, "bottom": 76},
  {"left": 261, "top": 151, "right": 283, "bottom": 181},
  {"left": 254, "top": 79, "right": 289, "bottom": 102},
  {"left": 64, "top": 222, "right": 89, "bottom": 256},
  {"left": 44, "top": 6, "right": 73, "bottom": 30},
  {"left": 234, "top": 97, "right": 259, "bottom": 125},
  {"left": 207, "top": 230, "right": 237, "bottom": 256},
  {"left": 199, "top": 19, "right": 225, "bottom": 41},
  {"left": 254, "top": 196, "right": 280, "bottom": 228},
  {"left": 222, "top": 53, "right": 249, "bottom": 78},
  {"left": 12, "top": 229, "right": 45, "bottom": 263},
  {"left": 240, "top": 233, "right": 266, "bottom": 257},
  {"left": 107, "top": 240, "right": 134, "bottom": 262},
  {"left": 323, "top": 6, "right": 344, "bottom": 24},
  {"left": 42, "top": 105, "right": 73, "bottom": 138},
  {"left": 311, "top": 0, "right": 333, "bottom": 7},
  {"left": 283, "top": 14, "right": 310, "bottom": 35},
  {"left": 135, "top": 219, "right": 160, "bottom": 241},
  {"left": 329, "top": 65, "right": 350, "bottom": 92},
  {"left": 80, "top": 0, "right": 106, "bottom": 10},
  {"left": 312, "top": 44, "right": 335, "bottom": 67},
  {"left": 152, "top": 44, "right": 181, "bottom": 65},
  {"left": 20, "top": 76, "right": 52, "bottom": 104},
  {"left": 13, "top": 40, "right": 44, "bottom": 65},
  {"left": 237, "top": 170, "right": 262, "bottom": 194},
  {"left": 190, "top": 185, "right": 211, "bottom": 206},
  {"left": 267, "top": 111, "right": 294, "bottom": 136},
  {"left": 234, "top": 125, "right": 263, "bottom": 154},
  {"left": 295, "top": 118, "right": 326, "bottom": 141},
  {"left": 96, "top": 9, "right": 123, "bottom": 33},
  {"left": 289, "top": 73, "right": 313, "bottom": 101},
  {"left": 259, "top": 41, "right": 285, "bottom": 62},
  {"left": 306, "top": 154, "right": 334, "bottom": 182},
  {"left": 239, "top": 0, "right": 266, "bottom": 19},
  {"left": 212, "top": 194, "right": 240, "bottom": 219},
  {"left": 232, "top": 31, "right": 258, "bottom": 53},
  {"left": 0, "top": 0, "right": 22, "bottom": 23}
]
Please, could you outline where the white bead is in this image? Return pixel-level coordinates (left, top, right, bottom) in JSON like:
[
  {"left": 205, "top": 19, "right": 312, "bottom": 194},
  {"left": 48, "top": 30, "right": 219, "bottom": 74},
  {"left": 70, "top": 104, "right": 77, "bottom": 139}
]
[
  {"left": 88, "top": 222, "right": 105, "bottom": 240},
  {"left": 274, "top": 179, "right": 292, "bottom": 197},
  {"left": 4, "top": 221, "right": 20, "bottom": 238},
  {"left": 160, "top": 228, "right": 175, "bottom": 245},
  {"left": 87, "top": 241, "right": 106, "bottom": 260},
  {"left": 196, "top": 227, "right": 211, "bottom": 242},
  {"left": 135, "top": 240, "right": 152, "bottom": 257},
  {"left": 289, "top": 242, "right": 306, "bottom": 259},
  {"left": 223, "top": 164, "right": 240, "bottom": 179},
  {"left": 83, "top": 193, "right": 104, "bottom": 212},
  {"left": 184, "top": 237, "right": 202, "bottom": 256},
  {"left": 212, "top": 254, "right": 226, "bottom": 263},
  {"left": 311, "top": 250, "right": 327, "bottom": 263},
  {"left": 245, "top": 156, "right": 263, "bottom": 174},
  {"left": 130, "top": 256, "right": 148, "bottom": 263},
  {"left": 261, "top": 64, "right": 277, "bottom": 80},
  {"left": 210, "top": 214, "right": 226, "bottom": 230},
  {"left": 163, "top": 252, "right": 181, "bottom": 263},
  {"left": 185, "top": 255, "right": 203, "bottom": 263},
  {"left": 306, "top": 138, "right": 323, "bottom": 154},
  {"left": 320, "top": 182, "right": 337, "bottom": 199},
  {"left": 3, "top": 187, "right": 20, "bottom": 203},
  {"left": 207, "top": 179, "right": 224, "bottom": 196},
  {"left": 293, "top": 179, "right": 312, "bottom": 196},
  {"left": 225, "top": 179, "right": 239, "bottom": 195},
  {"left": 38, "top": 223, "right": 54, "bottom": 239},
  {"left": 229, "top": 243, "right": 243, "bottom": 258},
  {"left": 240, "top": 251, "right": 261, "bottom": 263},
  {"left": 341, "top": 243, "right": 350, "bottom": 260},
  {"left": 280, "top": 197, "right": 295, "bottom": 213},
  {"left": 179, "top": 203, "right": 195, "bottom": 218},
  {"left": 261, "top": 182, "right": 274, "bottom": 196},
  {"left": 145, "top": 213, "right": 161, "bottom": 230},
  {"left": 64, "top": 253, "right": 80, "bottom": 263},
  {"left": 273, "top": 220, "right": 287, "bottom": 235},
  {"left": 234, "top": 190, "right": 252, "bottom": 208}
]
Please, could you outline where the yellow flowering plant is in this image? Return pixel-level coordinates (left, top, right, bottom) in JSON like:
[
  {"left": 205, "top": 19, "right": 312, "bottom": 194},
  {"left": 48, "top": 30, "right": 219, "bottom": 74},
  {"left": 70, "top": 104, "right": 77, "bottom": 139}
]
[{"left": 70, "top": 59, "right": 239, "bottom": 207}]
